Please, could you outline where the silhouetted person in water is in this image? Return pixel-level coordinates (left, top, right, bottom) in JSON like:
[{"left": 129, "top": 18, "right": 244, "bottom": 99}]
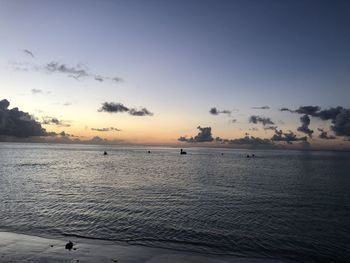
[
  {"left": 148, "top": 150, "right": 151, "bottom": 153},
  {"left": 252, "top": 154, "right": 255, "bottom": 158},
  {"left": 104, "top": 151, "right": 108, "bottom": 155},
  {"left": 65, "top": 241, "right": 73, "bottom": 250},
  {"left": 246, "top": 154, "right": 250, "bottom": 158},
  {"left": 180, "top": 148, "right": 187, "bottom": 155}
]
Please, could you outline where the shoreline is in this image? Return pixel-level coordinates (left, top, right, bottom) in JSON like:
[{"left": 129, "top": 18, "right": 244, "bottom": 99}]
[{"left": 0, "top": 231, "right": 284, "bottom": 262}]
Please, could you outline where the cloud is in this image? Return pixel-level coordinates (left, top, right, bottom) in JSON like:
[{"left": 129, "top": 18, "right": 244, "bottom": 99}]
[
  {"left": 217, "top": 135, "right": 273, "bottom": 146},
  {"left": 91, "top": 127, "right": 121, "bottom": 132},
  {"left": 271, "top": 129, "right": 307, "bottom": 144},
  {"left": 279, "top": 107, "right": 293, "bottom": 113},
  {"left": 297, "top": 114, "right": 313, "bottom": 137},
  {"left": 129, "top": 108, "right": 153, "bottom": 116},
  {"left": 318, "top": 128, "right": 336, "bottom": 140},
  {"left": 11, "top": 52, "right": 123, "bottom": 84},
  {"left": 45, "top": 62, "right": 89, "bottom": 77},
  {"left": 331, "top": 108, "right": 350, "bottom": 137},
  {"left": 249, "top": 127, "right": 259, "bottom": 131},
  {"left": 232, "top": 119, "right": 237, "bottom": 123},
  {"left": 43, "top": 62, "right": 123, "bottom": 83},
  {"left": 98, "top": 102, "right": 153, "bottom": 116},
  {"left": 252, "top": 106, "right": 270, "bottom": 110},
  {"left": 294, "top": 106, "right": 321, "bottom": 115},
  {"left": 287, "top": 106, "right": 350, "bottom": 137},
  {"left": 264, "top": 125, "right": 277, "bottom": 131},
  {"left": 316, "top": 107, "right": 343, "bottom": 120},
  {"left": 31, "top": 89, "right": 42, "bottom": 94},
  {"left": 209, "top": 107, "right": 231, "bottom": 116},
  {"left": 112, "top": 77, "right": 123, "bottom": 83},
  {"left": 99, "top": 102, "right": 129, "bottom": 113},
  {"left": 41, "top": 116, "right": 71, "bottom": 127},
  {"left": 209, "top": 107, "right": 219, "bottom": 115},
  {"left": 94, "top": 76, "right": 104, "bottom": 82},
  {"left": 23, "top": 49, "right": 34, "bottom": 58},
  {"left": 178, "top": 126, "right": 214, "bottom": 143},
  {"left": 0, "top": 99, "right": 46, "bottom": 137},
  {"left": 249, "top": 115, "right": 274, "bottom": 126}
]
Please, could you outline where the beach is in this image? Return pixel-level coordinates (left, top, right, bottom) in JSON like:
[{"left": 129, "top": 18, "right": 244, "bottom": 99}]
[{"left": 0, "top": 231, "right": 281, "bottom": 263}]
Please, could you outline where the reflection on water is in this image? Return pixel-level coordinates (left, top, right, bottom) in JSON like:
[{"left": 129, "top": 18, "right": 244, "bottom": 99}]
[{"left": 0, "top": 143, "right": 350, "bottom": 262}]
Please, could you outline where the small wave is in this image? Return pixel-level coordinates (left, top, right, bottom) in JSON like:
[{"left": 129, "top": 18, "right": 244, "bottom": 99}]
[{"left": 16, "top": 163, "right": 51, "bottom": 167}]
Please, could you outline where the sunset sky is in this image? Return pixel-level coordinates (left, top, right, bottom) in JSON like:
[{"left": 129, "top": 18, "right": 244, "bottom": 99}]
[{"left": 1, "top": 0, "right": 350, "bottom": 149}]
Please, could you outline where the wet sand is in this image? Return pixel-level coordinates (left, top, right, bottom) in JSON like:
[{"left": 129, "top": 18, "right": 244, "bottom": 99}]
[{"left": 0, "top": 232, "right": 284, "bottom": 262}]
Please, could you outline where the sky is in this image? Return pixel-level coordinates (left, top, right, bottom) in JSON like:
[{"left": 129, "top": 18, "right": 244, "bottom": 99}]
[{"left": 1, "top": 0, "right": 350, "bottom": 149}]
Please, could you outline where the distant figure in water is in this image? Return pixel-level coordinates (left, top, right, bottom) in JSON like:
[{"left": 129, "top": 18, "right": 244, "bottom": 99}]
[
  {"left": 104, "top": 151, "right": 108, "bottom": 156},
  {"left": 65, "top": 241, "right": 73, "bottom": 250},
  {"left": 148, "top": 150, "right": 151, "bottom": 153},
  {"left": 221, "top": 153, "right": 224, "bottom": 156},
  {"left": 180, "top": 148, "right": 187, "bottom": 155},
  {"left": 246, "top": 154, "right": 250, "bottom": 158},
  {"left": 252, "top": 154, "right": 255, "bottom": 158}
]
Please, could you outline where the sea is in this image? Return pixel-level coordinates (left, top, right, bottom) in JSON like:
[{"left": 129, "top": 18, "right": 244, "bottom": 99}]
[{"left": 0, "top": 143, "right": 349, "bottom": 262}]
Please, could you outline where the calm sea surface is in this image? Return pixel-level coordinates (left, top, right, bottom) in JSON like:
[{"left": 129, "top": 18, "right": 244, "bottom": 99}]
[{"left": 0, "top": 143, "right": 349, "bottom": 262}]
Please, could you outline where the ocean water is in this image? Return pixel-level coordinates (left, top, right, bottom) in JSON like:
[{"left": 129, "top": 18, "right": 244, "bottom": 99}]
[{"left": 0, "top": 143, "right": 349, "bottom": 262}]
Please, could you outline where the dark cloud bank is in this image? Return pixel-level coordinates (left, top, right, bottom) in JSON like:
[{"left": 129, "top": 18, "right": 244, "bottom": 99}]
[
  {"left": 280, "top": 105, "right": 350, "bottom": 138},
  {"left": 0, "top": 99, "right": 46, "bottom": 137},
  {"left": 178, "top": 125, "right": 307, "bottom": 148},
  {"left": 0, "top": 99, "right": 122, "bottom": 145},
  {"left": 99, "top": 102, "right": 153, "bottom": 116}
]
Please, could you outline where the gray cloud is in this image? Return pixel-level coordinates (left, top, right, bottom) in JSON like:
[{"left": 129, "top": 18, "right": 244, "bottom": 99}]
[
  {"left": 41, "top": 117, "right": 71, "bottom": 127},
  {"left": 99, "top": 102, "right": 153, "bottom": 116},
  {"left": 94, "top": 76, "right": 104, "bottom": 82},
  {"left": 297, "top": 114, "right": 313, "bottom": 137},
  {"left": 264, "top": 125, "right": 277, "bottom": 131},
  {"left": 129, "top": 108, "right": 154, "bottom": 116},
  {"left": 294, "top": 106, "right": 321, "bottom": 115},
  {"left": 44, "top": 62, "right": 123, "bottom": 84},
  {"left": 99, "top": 102, "right": 129, "bottom": 113},
  {"left": 23, "top": 49, "right": 34, "bottom": 58},
  {"left": 279, "top": 107, "right": 293, "bottom": 113},
  {"left": 218, "top": 136, "right": 273, "bottom": 146},
  {"left": 112, "top": 77, "right": 123, "bottom": 83},
  {"left": 286, "top": 106, "right": 350, "bottom": 137},
  {"left": 178, "top": 126, "right": 214, "bottom": 143},
  {"left": 209, "top": 107, "right": 231, "bottom": 116},
  {"left": 45, "top": 62, "right": 89, "bottom": 77},
  {"left": 0, "top": 99, "right": 46, "bottom": 137},
  {"left": 331, "top": 109, "right": 350, "bottom": 137},
  {"left": 11, "top": 52, "right": 123, "bottom": 84},
  {"left": 316, "top": 107, "right": 343, "bottom": 120},
  {"left": 31, "top": 89, "right": 42, "bottom": 94},
  {"left": 252, "top": 106, "right": 270, "bottom": 110},
  {"left": 91, "top": 127, "right": 121, "bottom": 132},
  {"left": 271, "top": 129, "right": 307, "bottom": 144},
  {"left": 318, "top": 128, "right": 336, "bottom": 140},
  {"left": 249, "top": 115, "right": 274, "bottom": 126}
]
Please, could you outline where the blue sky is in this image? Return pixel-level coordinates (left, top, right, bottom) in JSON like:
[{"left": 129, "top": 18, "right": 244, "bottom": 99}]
[{"left": 1, "top": 0, "right": 350, "bottom": 148}]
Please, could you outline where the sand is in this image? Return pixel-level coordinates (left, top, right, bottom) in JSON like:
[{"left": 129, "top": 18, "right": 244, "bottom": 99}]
[{"left": 0, "top": 232, "right": 284, "bottom": 262}]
